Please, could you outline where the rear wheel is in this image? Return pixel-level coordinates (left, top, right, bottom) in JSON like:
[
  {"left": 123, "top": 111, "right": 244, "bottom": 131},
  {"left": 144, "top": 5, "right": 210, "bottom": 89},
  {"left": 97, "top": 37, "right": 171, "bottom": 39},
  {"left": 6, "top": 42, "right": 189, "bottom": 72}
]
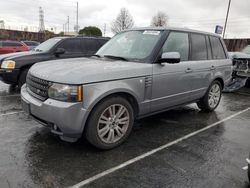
[
  {"left": 18, "top": 68, "right": 29, "bottom": 88},
  {"left": 197, "top": 80, "right": 222, "bottom": 112},
  {"left": 245, "top": 79, "right": 250, "bottom": 88},
  {"left": 85, "top": 96, "right": 134, "bottom": 149}
]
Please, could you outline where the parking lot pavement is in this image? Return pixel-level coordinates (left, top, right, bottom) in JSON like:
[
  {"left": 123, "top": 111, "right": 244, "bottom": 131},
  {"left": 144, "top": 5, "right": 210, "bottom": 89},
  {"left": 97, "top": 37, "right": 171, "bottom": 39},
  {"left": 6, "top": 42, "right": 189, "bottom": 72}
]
[{"left": 0, "top": 81, "right": 250, "bottom": 188}]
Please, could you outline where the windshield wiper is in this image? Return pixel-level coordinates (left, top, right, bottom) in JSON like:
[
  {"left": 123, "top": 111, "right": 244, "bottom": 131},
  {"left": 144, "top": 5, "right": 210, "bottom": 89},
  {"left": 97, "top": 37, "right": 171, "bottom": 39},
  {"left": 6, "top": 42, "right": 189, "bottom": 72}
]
[
  {"left": 35, "top": 49, "right": 43, "bottom": 52},
  {"left": 104, "top": 55, "right": 128, "bottom": 61},
  {"left": 91, "top": 54, "right": 101, "bottom": 58}
]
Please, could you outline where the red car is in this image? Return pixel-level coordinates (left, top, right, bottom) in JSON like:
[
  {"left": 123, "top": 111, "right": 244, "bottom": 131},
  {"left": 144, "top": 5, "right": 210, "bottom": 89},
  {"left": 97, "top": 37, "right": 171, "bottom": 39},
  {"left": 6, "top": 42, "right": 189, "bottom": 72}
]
[{"left": 0, "top": 41, "right": 29, "bottom": 54}]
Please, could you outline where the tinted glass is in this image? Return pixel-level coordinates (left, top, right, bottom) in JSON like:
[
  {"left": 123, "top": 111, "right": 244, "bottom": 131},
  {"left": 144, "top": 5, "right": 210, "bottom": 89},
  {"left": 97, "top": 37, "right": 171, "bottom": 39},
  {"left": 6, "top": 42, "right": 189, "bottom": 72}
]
[
  {"left": 97, "top": 30, "right": 163, "bottom": 61},
  {"left": 210, "top": 36, "right": 226, "bottom": 59},
  {"left": 24, "top": 41, "right": 39, "bottom": 46},
  {"left": 81, "top": 39, "right": 99, "bottom": 54},
  {"left": 191, "top": 34, "right": 207, "bottom": 60},
  {"left": 162, "top": 32, "right": 189, "bottom": 61},
  {"left": 59, "top": 39, "right": 82, "bottom": 53},
  {"left": 3, "top": 42, "right": 22, "bottom": 47}
]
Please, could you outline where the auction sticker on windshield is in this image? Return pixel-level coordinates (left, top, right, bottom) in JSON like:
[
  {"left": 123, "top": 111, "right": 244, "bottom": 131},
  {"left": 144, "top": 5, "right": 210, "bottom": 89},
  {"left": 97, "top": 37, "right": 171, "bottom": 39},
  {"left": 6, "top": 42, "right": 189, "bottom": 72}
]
[{"left": 143, "top": 30, "right": 161, "bottom": 35}]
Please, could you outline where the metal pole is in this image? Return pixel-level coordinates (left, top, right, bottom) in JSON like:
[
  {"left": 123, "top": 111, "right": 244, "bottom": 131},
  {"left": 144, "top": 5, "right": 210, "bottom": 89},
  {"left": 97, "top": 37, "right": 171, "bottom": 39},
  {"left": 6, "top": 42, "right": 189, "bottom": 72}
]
[
  {"left": 68, "top": 16, "right": 69, "bottom": 33},
  {"left": 76, "top": 2, "right": 79, "bottom": 33},
  {"left": 223, "top": 0, "right": 231, "bottom": 39},
  {"left": 103, "top": 23, "right": 106, "bottom": 37}
]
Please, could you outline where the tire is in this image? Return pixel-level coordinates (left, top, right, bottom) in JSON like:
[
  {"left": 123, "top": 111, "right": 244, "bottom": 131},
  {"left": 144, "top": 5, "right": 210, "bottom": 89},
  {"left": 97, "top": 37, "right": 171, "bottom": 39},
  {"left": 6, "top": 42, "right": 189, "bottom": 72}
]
[
  {"left": 18, "top": 68, "right": 29, "bottom": 88},
  {"left": 197, "top": 80, "right": 222, "bottom": 112},
  {"left": 248, "top": 154, "right": 250, "bottom": 182},
  {"left": 248, "top": 163, "right": 250, "bottom": 183},
  {"left": 85, "top": 96, "right": 134, "bottom": 150},
  {"left": 245, "top": 79, "right": 250, "bottom": 88}
]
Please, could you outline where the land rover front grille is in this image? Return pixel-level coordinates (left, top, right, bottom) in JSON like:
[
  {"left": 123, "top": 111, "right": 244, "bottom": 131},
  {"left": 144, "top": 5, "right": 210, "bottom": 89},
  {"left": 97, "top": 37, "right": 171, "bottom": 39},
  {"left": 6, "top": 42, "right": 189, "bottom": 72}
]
[{"left": 26, "top": 73, "right": 50, "bottom": 101}]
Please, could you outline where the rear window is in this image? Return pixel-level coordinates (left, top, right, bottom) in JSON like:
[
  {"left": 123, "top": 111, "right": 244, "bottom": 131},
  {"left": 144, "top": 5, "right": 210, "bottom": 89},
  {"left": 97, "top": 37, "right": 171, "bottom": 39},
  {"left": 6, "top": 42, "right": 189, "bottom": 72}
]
[
  {"left": 190, "top": 34, "right": 207, "bottom": 60},
  {"left": 24, "top": 41, "right": 39, "bottom": 46},
  {"left": 2, "top": 42, "right": 22, "bottom": 47},
  {"left": 209, "top": 36, "right": 226, "bottom": 59}
]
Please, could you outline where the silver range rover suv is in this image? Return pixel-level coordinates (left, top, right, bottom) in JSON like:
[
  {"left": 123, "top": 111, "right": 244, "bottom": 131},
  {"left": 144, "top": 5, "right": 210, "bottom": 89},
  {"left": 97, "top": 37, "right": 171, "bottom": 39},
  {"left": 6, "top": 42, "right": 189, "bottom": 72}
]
[{"left": 21, "top": 27, "right": 232, "bottom": 149}]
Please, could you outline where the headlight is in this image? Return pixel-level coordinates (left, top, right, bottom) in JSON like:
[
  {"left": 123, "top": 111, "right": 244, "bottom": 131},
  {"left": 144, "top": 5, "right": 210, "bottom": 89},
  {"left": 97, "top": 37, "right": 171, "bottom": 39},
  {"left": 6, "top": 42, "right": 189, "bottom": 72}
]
[
  {"left": 48, "top": 83, "right": 83, "bottom": 102},
  {"left": 1, "top": 60, "right": 16, "bottom": 69}
]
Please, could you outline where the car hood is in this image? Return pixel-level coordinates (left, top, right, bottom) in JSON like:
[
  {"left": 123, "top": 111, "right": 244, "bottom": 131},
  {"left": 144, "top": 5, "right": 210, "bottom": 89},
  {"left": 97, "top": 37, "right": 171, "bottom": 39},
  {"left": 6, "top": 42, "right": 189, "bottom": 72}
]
[
  {"left": 0, "top": 51, "right": 41, "bottom": 64},
  {"left": 29, "top": 58, "right": 152, "bottom": 84},
  {"left": 228, "top": 52, "right": 250, "bottom": 60}
]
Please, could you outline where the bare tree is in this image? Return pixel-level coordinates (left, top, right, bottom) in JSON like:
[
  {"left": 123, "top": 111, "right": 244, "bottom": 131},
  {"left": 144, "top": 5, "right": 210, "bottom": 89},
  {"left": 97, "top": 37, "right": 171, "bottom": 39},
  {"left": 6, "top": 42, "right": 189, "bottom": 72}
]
[
  {"left": 151, "top": 11, "right": 168, "bottom": 27},
  {"left": 111, "top": 8, "right": 134, "bottom": 34}
]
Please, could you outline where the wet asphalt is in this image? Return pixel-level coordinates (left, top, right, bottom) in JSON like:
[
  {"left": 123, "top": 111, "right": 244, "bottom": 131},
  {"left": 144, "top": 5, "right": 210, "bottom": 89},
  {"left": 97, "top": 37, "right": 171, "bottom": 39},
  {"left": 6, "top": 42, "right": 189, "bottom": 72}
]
[{"left": 0, "top": 81, "right": 249, "bottom": 188}]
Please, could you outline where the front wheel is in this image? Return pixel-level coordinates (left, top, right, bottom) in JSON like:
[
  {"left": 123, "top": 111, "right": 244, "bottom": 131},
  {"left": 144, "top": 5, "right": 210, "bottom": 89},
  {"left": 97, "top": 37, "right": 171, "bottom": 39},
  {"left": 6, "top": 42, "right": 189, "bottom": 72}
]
[
  {"left": 197, "top": 80, "right": 222, "bottom": 112},
  {"left": 85, "top": 96, "right": 134, "bottom": 150},
  {"left": 18, "top": 68, "right": 29, "bottom": 88}
]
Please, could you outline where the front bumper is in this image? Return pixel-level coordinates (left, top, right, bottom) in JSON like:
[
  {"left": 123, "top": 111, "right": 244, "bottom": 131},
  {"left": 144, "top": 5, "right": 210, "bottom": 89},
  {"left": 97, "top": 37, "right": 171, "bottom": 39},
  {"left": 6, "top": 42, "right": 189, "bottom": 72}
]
[
  {"left": 0, "top": 68, "right": 20, "bottom": 84},
  {"left": 21, "top": 84, "right": 88, "bottom": 142}
]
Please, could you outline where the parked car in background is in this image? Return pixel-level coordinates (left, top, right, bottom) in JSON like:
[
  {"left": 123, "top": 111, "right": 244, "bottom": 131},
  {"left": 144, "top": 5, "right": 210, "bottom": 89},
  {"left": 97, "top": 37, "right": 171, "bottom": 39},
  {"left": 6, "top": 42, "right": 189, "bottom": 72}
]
[
  {"left": 0, "top": 36, "right": 109, "bottom": 87},
  {"left": 22, "top": 41, "right": 40, "bottom": 50},
  {"left": 229, "top": 45, "right": 250, "bottom": 87},
  {"left": 21, "top": 27, "right": 232, "bottom": 149},
  {"left": 0, "top": 41, "right": 29, "bottom": 54},
  {"left": 242, "top": 45, "right": 250, "bottom": 54}
]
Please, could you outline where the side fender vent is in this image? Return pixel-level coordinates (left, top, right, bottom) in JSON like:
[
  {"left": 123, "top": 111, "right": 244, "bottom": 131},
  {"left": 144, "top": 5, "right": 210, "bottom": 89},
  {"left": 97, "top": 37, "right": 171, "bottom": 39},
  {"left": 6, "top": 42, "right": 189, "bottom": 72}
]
[{"left": 145, "top": 76, "right": 152, "bottom": 88}]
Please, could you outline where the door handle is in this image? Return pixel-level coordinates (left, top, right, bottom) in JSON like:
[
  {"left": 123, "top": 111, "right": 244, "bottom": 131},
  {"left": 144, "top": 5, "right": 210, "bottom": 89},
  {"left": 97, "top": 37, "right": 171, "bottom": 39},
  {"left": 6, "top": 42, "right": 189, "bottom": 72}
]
[
  {"left": 185, "top": 68, "right": 193, "bottom": 73},
  {"left": 210, "top": 66, "right": 216, "bottom": 70}
]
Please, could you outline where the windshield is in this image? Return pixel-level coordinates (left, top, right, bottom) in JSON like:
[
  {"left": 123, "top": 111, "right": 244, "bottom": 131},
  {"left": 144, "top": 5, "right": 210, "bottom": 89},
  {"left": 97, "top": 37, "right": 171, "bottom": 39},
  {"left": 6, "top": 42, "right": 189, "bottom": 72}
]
[
  {"left": 242, "top": 45, "right": 250, "bottom": 54},
  {"left": 34, "top": 38, "right": 62, "bottom": 52},
  {"left": 97, "top": 30, "right": 163, "bottom": 61}
]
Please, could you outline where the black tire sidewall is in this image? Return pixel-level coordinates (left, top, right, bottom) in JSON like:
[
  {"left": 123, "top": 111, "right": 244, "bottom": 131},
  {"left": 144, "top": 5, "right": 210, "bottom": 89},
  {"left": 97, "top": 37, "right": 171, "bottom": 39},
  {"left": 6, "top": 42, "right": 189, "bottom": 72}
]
[
  {"left": 18, "top": 68, "right": 29, "bottom": 88},
  {"left": 85, "top": 96, "right": 134, "bottom": 150},
  {"left": 198, "top": 80, "right": 222, "bottom": 112}
]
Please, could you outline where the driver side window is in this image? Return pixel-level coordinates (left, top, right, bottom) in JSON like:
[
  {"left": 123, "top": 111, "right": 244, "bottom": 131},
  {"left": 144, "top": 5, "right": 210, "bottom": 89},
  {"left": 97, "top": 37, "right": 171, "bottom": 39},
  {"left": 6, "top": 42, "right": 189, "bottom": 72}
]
[{"left": 162, "top": 32, "right": 189, "bottom": 61}]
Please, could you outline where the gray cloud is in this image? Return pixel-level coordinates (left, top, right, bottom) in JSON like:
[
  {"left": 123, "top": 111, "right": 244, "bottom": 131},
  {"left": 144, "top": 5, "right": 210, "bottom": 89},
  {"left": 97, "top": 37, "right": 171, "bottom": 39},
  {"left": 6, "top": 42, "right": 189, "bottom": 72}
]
[{"left": 0, "top": 0, "right": 249, "bottom": 38}]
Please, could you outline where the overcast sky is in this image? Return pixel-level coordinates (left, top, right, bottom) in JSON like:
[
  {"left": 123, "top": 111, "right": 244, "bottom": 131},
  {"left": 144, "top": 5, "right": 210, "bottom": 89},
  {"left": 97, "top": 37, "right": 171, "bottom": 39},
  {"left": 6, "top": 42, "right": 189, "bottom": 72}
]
[{"left": 0, "top": 0, "right": 250, "bottom": 38}]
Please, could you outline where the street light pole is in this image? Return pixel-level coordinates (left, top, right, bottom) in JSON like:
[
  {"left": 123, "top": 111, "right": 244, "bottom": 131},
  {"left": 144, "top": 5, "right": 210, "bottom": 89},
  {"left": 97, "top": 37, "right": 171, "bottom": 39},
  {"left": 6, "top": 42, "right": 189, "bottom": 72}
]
[{"left": 223, "top": 0, "right": 232, "bottom": 39}]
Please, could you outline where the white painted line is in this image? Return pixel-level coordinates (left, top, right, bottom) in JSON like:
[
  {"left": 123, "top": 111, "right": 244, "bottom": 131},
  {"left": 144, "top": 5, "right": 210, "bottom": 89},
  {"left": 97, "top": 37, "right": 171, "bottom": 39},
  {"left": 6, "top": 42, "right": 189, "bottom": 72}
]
[
  {"left": 242, "top": 166, "right": 248, "bottom": 170},
  {"left": 0, "top": 111, "right": 24, "bottom": 117},
  {"left": 70, "top": 107, "right": 250, "bottom": 188}
]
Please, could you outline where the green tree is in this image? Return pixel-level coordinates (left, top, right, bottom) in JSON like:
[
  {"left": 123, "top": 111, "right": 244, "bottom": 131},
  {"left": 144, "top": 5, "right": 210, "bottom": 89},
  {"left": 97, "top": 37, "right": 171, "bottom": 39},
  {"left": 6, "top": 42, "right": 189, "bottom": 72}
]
[{"left": 79, "top": 26, "right": 102, "bottom": 36}]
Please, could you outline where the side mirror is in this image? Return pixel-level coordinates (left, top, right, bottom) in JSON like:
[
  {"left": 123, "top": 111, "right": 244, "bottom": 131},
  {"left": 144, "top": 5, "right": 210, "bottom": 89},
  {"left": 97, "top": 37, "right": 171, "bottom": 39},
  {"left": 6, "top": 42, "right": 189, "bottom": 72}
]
[
  {"left": 158, "top": 52, "right": 181, "bottom": 64},
  {"left": 55, "top": 48, "right": 65, "bottom": 55}
]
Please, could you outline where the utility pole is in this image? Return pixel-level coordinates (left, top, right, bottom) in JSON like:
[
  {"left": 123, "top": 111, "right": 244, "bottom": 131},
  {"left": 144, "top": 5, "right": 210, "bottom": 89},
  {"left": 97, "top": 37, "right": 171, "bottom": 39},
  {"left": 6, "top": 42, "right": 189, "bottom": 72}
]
[
  {"left": 38, "top": 7, "right": 45, "bottom": 32},
  {"left": 76, "top": 2, "right": 79, "bottom": 33},
  {"left": 223, "top": 0, "right": 231, "bottom": 39},
  {"left": 68, "top": 16, "right": 70, "bottom": 33},
  {"left": 103, "top": 23, "right": 106, "bottom": 37}
]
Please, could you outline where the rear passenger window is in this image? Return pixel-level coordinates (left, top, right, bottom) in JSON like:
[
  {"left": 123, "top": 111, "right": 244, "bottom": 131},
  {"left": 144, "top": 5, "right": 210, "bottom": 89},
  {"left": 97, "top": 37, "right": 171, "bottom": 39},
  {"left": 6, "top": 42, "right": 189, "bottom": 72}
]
[
  {"left": 59, "top": 39, "right": 82, "bottom": 53},
  {"left": 82, "top": 39, "right": 99, "bottom": 54},
  {"left": 209, "top": 36, "right": 226, "bottom": 59},
  {"left": 162, "top": 32, "right": 189, "bottom": 61},
  {"left": 191, "top": 34, "right": 207, "bottom": 60}
]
